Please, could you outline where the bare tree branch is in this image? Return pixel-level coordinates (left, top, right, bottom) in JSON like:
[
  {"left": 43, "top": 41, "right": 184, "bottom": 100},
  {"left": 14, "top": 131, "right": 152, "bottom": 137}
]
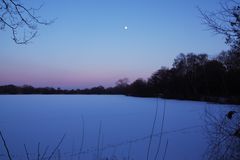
[
  {"left": 0, "top": 0, "right": 54, "bottom": 44},
  {"left": 199, "top": 1, "right": 240, "bottom": 50}
]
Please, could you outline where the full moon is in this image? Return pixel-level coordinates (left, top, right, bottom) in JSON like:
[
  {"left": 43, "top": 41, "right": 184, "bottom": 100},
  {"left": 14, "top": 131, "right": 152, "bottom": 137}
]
[{"left": 124, "top": 26, "right": 128, "bottom": 30}]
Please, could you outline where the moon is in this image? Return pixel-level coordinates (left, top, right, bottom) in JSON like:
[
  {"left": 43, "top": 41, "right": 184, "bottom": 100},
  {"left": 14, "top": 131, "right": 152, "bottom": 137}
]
[{"left": 124, "top": 26, "right": 128, "bottom": 30}]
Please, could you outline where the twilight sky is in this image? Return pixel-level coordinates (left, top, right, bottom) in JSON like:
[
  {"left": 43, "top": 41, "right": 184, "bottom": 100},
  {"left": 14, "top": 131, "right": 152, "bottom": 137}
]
[{"left": 0, "top": 0, "right": 229, "bottom": 89}]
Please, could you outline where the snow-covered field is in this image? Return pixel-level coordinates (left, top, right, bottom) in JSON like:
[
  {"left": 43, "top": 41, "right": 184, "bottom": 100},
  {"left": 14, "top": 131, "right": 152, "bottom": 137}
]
[{"left": 0, "top": 95, "right": 235, "bottom": 160}]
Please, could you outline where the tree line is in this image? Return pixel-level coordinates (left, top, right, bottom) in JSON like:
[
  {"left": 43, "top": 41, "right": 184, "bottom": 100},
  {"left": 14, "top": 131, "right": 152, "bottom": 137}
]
[
  {"left": 112, "top": 50, "right": 240, "bottom": 104},
  {"left": 0, "top": 49, "right": 239, "bottom": 104}
]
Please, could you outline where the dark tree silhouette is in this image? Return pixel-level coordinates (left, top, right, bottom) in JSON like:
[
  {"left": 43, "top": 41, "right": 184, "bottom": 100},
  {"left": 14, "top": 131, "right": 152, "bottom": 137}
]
[
  {"left": 129, "top": 78, "right": 149, "bottom": 97},
  {"left": 217, "top": 50, "right": 240, "bottom": 71},
  {"left": 216, "top": 49, "right": 240, "bottom": 96},
  {"left": 114, "top": 78, "right": 129, "bottom": 94},
  {"left": 115, "top": 78, "right": 129, "bottom": 88},
  {"left": 0, "top": 0, "right": 53, "bottom": 44},
  {"left": 148, "top": 67, "right": 172, "bottom": 96},
  {"left": 204, "top": 60, "right": 227, "bottom": 96},
  {"left": 170, "top": 53, "right": 209, "bottom": 97},
  {"left": 146, "top": 52, "right": 240, "bottom": 103}
]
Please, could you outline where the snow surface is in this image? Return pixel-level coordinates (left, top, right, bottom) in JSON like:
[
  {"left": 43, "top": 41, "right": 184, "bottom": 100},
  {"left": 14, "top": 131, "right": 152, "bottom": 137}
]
[{"left": 0, "top": 95, "right": 236, "bottom": 160}]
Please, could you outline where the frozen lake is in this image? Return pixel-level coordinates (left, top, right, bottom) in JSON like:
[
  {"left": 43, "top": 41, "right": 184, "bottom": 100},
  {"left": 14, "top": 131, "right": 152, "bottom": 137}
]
[{"left": 0, "top": 95, "right": 237, "bottom": 160}]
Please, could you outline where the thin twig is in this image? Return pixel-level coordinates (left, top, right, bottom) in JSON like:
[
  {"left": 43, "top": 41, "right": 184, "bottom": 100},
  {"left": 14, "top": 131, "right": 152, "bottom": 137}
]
[
  {"left": 0, "top": 130, "right": 12, "bottom": 160},
  {"left": 70, "top": 140, "right": 75, "bottom": 160},
  {"left": 96, "top": 121, "right": 102, "bottom": 160},
  {"left": 154, "top": 99, "right": 167, "bottom": 160},
  {"left": 37, "top": 142, "right": 41, "bottom": 160},
  {"left": 100, "top": 133, "right": 104, "bottom": 159},
  {"left": 127, "top": 142, "right": 132, "bottom": 160},
  {"left": 146, "top": 97, "right": 159, "bottom": 160},
  {"left": 77, "top": 115, "right": 85, "bottom": 160},
  {"left": 40, "top": 145, "right": 49, "bottom": 160},
  {"left": 24, "top": 144, "right": 30, "bottom": 160},
  {"left": 47, "top": 134, "right": 66, "bottom": 160},
  {"left": 57, "top": 149, "right": 61, "bottom": 160},
  {"left": 162, "top": 140, "right": 169, "bottom": 160}
]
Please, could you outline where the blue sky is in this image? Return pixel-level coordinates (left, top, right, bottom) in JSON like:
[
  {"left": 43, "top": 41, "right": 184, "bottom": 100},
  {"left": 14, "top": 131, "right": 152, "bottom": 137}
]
[{"left": 0, "top": 0, "right": 229, "bottom": 89}]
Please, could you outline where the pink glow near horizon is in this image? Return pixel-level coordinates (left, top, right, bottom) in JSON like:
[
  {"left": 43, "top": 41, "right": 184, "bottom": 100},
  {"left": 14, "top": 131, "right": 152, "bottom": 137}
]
[{"left": 0, "top": 68, "right": 147, "bottom": 89}]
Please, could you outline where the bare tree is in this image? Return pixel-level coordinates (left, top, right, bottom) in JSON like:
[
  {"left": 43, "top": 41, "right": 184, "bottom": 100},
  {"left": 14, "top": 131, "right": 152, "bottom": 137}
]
[
  {"left": 204, "top": 108, "right": 240, "bottom": 160},
  {"left": 199, "top": 0, "right": 240, "bottom": 49},
  {"left": 0, "top": 0, "right": 53, "bottom": 44},
  {"left": 115, "top": 78, "right": 129, "bottom": 88}
]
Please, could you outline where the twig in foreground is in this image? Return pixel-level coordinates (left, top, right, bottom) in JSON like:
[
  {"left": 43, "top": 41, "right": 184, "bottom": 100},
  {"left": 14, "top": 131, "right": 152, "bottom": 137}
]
[
  {"left": 24, "top": 144, "right": 30, "bottom": 160},
  {"left": 162, "top": 139, "right": 169, "bottom": 160},
  {"left": 146, "top": 97, "right": 159, "bottom": 160},
  {"left": 47, "top": 134, "right": 66, "bottom": 160},
  {"left": 154, "top": 99, "right": 167, "bottom": 160},
  {"left": 0, "top": 130, "right": 12, "bottom": 160},
  {"left": 77, "top": 115, "right": 85, "bottom": 160}
]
